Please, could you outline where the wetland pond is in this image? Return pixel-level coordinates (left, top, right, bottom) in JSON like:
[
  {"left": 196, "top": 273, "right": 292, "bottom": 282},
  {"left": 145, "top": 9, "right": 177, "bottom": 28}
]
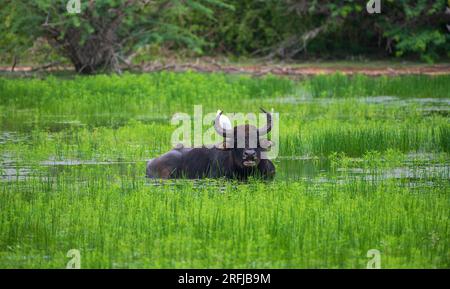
[{"left": 0, "top": 73, "right": 449, "bottom": 268}]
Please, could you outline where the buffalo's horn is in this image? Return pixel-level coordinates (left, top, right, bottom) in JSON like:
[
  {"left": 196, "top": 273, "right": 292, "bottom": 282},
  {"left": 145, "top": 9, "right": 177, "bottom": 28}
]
[
  {"left": 214, "top": 110, "right": 233, "bottom": 137},
  {"left": 258, "top": 107, "right": 272, "bottom": 135}
]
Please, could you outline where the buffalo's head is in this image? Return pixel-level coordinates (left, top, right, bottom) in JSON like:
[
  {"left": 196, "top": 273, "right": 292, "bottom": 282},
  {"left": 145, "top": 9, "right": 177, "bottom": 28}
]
[{"left": 214, "top": 108, "right": 273, "bottom": 168}]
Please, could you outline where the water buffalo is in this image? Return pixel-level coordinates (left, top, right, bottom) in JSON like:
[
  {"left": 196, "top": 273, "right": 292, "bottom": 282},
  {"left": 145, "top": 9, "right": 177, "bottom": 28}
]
[{"left": 146, "top": 109, "right": 275, "bottom": 180}]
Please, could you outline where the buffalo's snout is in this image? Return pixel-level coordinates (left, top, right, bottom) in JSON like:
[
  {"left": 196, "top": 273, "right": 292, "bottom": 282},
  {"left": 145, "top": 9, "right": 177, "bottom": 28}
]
[{"left": 242, "top": 149, "right": 259, "bottom": 167}]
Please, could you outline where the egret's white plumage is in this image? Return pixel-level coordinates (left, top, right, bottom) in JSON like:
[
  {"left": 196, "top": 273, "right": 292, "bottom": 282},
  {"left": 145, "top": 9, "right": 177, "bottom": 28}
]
[{"left": 216, "top": 110, "right": 232, "bottom": 130}]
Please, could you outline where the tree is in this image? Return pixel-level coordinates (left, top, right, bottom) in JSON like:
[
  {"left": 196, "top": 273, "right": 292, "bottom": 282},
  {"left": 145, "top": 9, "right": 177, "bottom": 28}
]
[
  {"left": 189, "top": 0, "right": 449, "bottom": 62},
  {"left": 377, "top": 0, "right": 449, "bottom": 62},
  {"left": 269, "top": 0, "right": 449, "bottom": 61},
  {"left": 0, "top": 0, "right": 232, "bottom": 74}
]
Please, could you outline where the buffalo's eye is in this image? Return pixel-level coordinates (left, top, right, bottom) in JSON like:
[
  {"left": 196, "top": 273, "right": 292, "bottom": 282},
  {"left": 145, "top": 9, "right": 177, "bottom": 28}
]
[{"left": 243, "top": 150, "right": 256, "bottom": 159}]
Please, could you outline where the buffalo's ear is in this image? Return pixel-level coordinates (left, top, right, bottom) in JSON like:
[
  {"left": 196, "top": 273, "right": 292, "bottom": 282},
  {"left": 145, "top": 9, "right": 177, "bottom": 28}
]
[
  {"left": 173, "top": 143, "right": 184, "bottom": 149},
  {"left": 259, "top": 139, "right": 273, "bottom": 149}
]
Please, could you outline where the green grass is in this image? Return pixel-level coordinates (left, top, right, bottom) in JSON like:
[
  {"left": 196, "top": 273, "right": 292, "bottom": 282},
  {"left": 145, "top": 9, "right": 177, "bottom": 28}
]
[
  {"left": 1, "top": 170, "right": 448, "bottom": 268},
  {"left": 0, "top": 72, "right": 449, "bottom": 268}
]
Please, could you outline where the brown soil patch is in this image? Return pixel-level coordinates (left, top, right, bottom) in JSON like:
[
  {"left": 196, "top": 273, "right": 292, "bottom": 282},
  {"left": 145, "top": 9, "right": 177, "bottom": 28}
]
[{"left": 2, "top": 61, "right": 449, "bottom": 76}]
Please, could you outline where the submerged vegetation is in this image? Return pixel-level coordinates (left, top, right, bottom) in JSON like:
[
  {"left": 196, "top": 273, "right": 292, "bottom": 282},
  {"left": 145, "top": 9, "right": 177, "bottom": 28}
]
[{"left": 0, "top": 72, "right": 449, "bottom": 268}]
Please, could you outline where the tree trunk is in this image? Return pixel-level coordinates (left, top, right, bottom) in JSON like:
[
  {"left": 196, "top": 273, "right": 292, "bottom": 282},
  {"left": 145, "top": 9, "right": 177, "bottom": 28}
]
[
  {"left": 44, "top": 25, "right": 121, "bottom": 74},
  {"left": 64, "top": 28, "right": 121, "bottom": 74}
]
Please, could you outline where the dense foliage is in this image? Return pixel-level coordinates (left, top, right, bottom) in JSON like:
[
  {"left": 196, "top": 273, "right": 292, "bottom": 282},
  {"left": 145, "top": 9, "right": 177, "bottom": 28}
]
[
  {"left": 0, "top": 0, "right": 231, "bottom": 73},
  {"left": 0, "top": 0, "right": 449, "bottom": 72},
  {"left": 190, "top": 0, "right": 449, "bottom": 62}
]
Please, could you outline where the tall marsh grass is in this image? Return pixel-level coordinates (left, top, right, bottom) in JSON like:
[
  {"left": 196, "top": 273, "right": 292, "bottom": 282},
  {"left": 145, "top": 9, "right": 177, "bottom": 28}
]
[{"left": 0, "top": 170, "right": 448, "bottom": 268}]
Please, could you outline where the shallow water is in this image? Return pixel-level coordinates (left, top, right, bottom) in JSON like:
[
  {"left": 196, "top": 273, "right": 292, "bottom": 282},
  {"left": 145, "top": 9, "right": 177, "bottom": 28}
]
[
  {"left": 2, "top": 153, "right": 448, "bottom": 187},
  {"left": 277, "top": 155, "right": 449, "bottom": 184},
  {"left": 266, "top": 95, "right": 450, "bottom": 113}
]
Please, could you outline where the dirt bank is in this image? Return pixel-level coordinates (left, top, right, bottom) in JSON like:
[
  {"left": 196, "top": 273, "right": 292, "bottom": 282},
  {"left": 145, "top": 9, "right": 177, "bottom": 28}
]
[{"left": 2, "top": 61, "right": 449, "bottom": 76}]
